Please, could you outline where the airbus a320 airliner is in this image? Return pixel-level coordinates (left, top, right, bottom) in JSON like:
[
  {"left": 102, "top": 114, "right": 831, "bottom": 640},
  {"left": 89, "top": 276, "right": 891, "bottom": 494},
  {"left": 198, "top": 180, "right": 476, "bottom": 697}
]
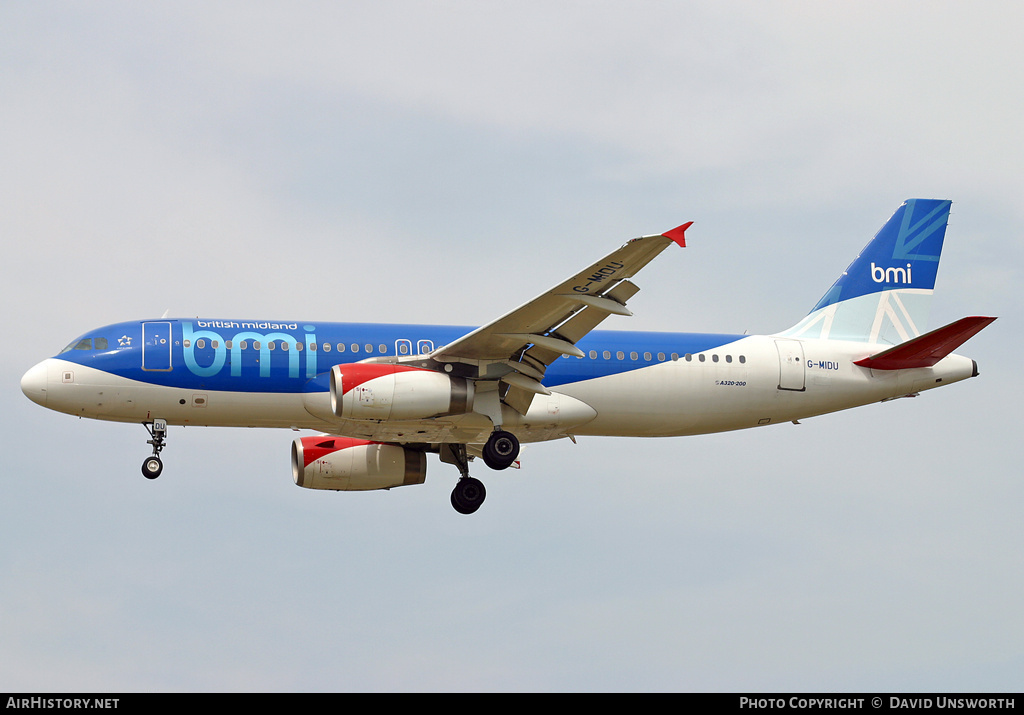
[{"left": 21, "top": 199, "right": 995, "bottom": 513}]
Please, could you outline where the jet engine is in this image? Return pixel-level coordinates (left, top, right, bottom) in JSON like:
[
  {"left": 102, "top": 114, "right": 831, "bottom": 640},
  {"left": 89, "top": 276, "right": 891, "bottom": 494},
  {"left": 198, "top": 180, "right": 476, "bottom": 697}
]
[
  {"left": 291, "top": 435, "right": 427, "bottom": 491},
  {"left": 329, "top": 363, "right": 474, "bottom": 421}
]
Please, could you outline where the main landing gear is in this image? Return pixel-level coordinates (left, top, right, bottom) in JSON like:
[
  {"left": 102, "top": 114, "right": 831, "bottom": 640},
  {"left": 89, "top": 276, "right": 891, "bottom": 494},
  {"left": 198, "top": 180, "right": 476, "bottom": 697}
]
[
  {"left": 444, "top": 443, "right": 485, "bottom": 515},
  {"left": 451, "top": 475, "right": 487, "bottom": 515},
  {"left": 444, "top": 430, "right": 520, "bottom": 515},
  {"left": 482, "top": 429, "right": 520, "bottom": 471},
  {"left": 141, "top": 418, "right": 167, "bottom": 480}
]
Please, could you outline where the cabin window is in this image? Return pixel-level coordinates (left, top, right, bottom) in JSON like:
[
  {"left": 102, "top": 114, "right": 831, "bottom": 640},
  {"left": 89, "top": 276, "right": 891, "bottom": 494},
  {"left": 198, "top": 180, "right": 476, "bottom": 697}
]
[
  {"left": 589, "top": 350, "right": 597, "bottom": 359},
  {"left": 616, "top": 351, "right": 624, "bottom": 360},
  {"left": 337, "top": 344, "right": 345, "bottom": 353},
  {"left": 239, "top": 341, "right": 247, "bottom": 350},
  {"left": 378, "top": 344, "right": 387, "bottom": 354},
  {"left": 196, "top": 339, "right": 206, "bottom": 349},
  {"left": 183, "top": 340, "right": 191, "bottom": 348},
  {"left": 671, "top": 353, "right": 679, "bottom": 361},
  {"left": 364, "top": 343, "right": 372, "bottom": 353},
  {"left": 268, "top": 341, "right": 275, "bottom": 351},
  {"left": 643, "top": 352, "right": 651, "bottom": 361},
  {"left": 281, "top": 342, "right": 289, "bottom": 351},
  {"left": 684, "top": 354, "right": 691, "bottom": 361},
  {"left": 712, "top": 354, "right": 719, "bottom": 363},
  {"left": 399, "top": 343, "right": 409, "bottom": 355},
  {"left": 602, "top": 350, "right": 611, "bottom": 359},
  {"left": 630, "top": 351, "right": 638, "bottom": 360},
  {"left": 739, "top": 355, "right": 746, "bottom": 364},
  {"left": 657, "top": 352, "right": 665, "bottom": 361},
  {"left": 294, "top": 342, "right": 302, "bottom": 351},
  {"left": 351, "top": 343, "right": 359, "bottom": 353},
  {"left": 253, "top": 341, "right": 261, "bottom": 350},
  {"left": 699, "top": 354, "right": 706, "bottom": 362},
  {"left": 725, "top": 354, "right": 732, "bottom": 363}
]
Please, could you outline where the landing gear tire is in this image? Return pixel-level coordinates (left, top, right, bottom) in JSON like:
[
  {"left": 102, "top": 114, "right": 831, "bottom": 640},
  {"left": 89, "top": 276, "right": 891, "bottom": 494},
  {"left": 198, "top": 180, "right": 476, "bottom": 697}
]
[
  {"left": 482, "top": 430, "right": 519, "bottom": 470},
  {"left": 142, "top": 419, "right": 167, "bottom": 480},
  {"left": 451, "top": 477, "right": 486, "bottom": 515},
  {"left": 141, "top": 456, "right": 163, "bottom": 480}
]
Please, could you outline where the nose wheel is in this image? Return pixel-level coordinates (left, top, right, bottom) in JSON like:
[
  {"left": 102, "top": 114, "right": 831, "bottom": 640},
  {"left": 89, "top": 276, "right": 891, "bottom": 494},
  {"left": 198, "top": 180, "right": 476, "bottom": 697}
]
[
  {"left": 141, "top": 419, "right": 167, "bottom": 480},
  {"left": 142, "top": 455, "right": 163, "bottom": 479}
]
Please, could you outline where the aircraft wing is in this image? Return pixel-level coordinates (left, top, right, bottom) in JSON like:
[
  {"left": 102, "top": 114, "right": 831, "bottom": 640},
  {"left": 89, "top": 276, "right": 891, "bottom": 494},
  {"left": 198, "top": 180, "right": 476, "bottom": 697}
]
[{"left": 429, "top": 223, "right": 691, "bottom": 413}]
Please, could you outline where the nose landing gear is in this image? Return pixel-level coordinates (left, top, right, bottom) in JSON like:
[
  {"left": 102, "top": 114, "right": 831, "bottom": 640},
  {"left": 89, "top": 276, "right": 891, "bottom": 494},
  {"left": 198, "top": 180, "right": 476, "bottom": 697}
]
[{"left": 141, "top": 419, "right": 167, "bottom": 479}]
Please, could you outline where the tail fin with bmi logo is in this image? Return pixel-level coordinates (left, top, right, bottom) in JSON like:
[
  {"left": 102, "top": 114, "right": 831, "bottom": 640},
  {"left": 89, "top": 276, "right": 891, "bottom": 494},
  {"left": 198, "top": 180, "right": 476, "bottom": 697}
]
[{"left": 780, "top": 199, "right": 951, "bottom": 344}]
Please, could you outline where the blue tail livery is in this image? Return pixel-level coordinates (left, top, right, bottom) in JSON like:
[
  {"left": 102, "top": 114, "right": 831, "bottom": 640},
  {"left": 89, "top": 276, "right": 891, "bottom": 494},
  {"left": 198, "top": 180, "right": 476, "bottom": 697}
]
[
  {"left": 21, "top": 201, "right": 995, "bottom": 514},
  {"left": 782, "top": 198, "right": 951, "bottom": 344}
]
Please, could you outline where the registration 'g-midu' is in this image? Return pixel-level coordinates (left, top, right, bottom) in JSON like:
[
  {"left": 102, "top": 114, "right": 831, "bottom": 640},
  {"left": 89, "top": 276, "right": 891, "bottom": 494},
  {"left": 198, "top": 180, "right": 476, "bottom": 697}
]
[{"left": 21, "top": 200, "right": 996, "bottom": 514}]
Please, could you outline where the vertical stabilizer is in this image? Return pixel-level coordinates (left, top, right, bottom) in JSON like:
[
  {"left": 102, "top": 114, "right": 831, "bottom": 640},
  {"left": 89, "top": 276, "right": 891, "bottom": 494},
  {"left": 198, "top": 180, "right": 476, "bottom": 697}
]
[{"left": 779, "top": 199, "right": 951, "bottom": 344}]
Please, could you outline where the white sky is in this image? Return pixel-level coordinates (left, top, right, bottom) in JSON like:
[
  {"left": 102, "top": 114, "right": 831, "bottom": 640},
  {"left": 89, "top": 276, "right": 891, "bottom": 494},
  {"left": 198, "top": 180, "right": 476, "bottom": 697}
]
[{"left": 1, "top": 1, "right": 1021, "bottom": 692}]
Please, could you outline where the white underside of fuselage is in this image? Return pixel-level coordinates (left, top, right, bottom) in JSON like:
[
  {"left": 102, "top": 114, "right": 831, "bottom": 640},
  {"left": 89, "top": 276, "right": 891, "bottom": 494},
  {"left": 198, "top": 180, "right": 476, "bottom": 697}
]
[{"left": 28, "top": 334, "right": 977, "bottom": 446}]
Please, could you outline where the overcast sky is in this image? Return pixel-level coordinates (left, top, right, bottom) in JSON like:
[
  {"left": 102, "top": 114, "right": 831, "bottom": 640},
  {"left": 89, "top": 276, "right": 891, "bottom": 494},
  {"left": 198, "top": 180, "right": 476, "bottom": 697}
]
[{"left": 2, "top": 1, "right": 1021, "bottom": 692}]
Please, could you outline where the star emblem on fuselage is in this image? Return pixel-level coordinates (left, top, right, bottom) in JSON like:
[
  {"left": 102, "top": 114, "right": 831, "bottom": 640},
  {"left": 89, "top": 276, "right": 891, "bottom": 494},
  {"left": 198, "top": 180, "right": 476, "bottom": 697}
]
[{"left": 118, "top": 335, "right": 132, "bottom": 347}]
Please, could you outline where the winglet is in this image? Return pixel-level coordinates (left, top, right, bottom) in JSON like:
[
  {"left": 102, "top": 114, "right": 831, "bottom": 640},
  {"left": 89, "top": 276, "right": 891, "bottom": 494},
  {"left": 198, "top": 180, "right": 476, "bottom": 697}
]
[
  {"left": 853, "top": 316, "right": 996, "bottom": 370},
  {"left": 662, "top": 221, "right": 693, "bottom": 248}
]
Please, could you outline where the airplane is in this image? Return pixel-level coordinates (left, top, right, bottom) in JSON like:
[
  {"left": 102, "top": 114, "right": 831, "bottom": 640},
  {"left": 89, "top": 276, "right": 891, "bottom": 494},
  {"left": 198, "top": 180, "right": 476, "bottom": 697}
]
[{"left": 20, "top": 199, "right": 995, "bottom": 514}]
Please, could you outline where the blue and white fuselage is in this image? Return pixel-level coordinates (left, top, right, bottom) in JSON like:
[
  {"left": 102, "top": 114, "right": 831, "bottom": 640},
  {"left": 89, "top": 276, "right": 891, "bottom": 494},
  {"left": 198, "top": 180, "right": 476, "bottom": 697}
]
[
  {"left": 21, "top": 320, "right": 978, "bottom": 438},
  {"left": 20, "top": 200, "right": 995, "bottom": 514}
]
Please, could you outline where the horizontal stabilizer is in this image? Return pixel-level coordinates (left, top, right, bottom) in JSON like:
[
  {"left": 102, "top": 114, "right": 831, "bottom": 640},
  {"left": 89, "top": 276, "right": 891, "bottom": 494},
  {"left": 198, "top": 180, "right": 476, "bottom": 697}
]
[{"left": 853, "top": 316, "right": 996, "bottom": 370}]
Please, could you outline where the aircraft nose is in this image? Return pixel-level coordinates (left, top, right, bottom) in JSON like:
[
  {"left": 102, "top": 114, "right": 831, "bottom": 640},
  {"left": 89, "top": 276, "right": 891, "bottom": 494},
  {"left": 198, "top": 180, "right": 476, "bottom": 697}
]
[{"left": 21, "top": 360, "right": 49, "bottom": 407}]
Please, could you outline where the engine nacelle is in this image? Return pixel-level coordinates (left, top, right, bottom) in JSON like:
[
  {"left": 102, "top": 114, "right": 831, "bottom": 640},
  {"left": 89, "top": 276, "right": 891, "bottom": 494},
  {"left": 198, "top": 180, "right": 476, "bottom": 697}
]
[
  {"left": 329, "top": 363, "right": 474, "bottom": 421},
  {"left": 291, "top": 435, "right": 427, "bottom": 491}
]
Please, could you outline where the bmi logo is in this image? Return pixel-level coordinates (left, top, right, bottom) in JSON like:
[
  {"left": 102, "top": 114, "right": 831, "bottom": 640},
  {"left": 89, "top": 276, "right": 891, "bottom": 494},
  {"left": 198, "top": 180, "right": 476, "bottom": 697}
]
[{"left": 870, "top": 262, "right": 913, "bottom": 284}]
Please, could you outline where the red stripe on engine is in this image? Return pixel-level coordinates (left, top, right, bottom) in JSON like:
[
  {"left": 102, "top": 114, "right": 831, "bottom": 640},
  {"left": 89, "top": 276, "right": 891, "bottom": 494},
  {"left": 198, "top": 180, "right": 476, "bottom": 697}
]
[
  {"left": 335, "top": 364, "right": 427, "bottom": 394},
  {"left": 300, "top": 436, "right": 374, "bottom": 467}
]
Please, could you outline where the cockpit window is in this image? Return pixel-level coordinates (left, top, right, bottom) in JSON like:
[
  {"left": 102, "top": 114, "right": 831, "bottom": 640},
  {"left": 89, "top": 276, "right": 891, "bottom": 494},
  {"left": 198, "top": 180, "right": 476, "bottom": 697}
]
[{"left": 59, "top": 337, "right": 109, "bottom": 353}]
